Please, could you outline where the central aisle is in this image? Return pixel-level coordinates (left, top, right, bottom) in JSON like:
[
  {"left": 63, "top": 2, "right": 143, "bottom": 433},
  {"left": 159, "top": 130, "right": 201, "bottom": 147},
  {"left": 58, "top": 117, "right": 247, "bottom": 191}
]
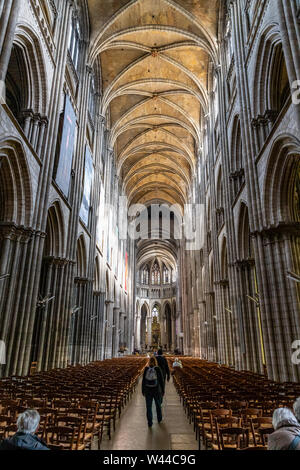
[{"left": 101, "top": 378, "right": 197, "bottom": 450}]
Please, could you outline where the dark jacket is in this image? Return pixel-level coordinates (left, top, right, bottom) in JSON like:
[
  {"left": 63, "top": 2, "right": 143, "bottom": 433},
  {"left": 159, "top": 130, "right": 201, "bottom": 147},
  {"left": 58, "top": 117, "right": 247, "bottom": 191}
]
[
  {"left": 142, "top": 366, "right": 165, "bottom": 397},
  {"left": 0, "top": 432, "right": 50, "bottom": 451},
  {"left": 156, "top": 355, "right": 170, "bottom": 382}
]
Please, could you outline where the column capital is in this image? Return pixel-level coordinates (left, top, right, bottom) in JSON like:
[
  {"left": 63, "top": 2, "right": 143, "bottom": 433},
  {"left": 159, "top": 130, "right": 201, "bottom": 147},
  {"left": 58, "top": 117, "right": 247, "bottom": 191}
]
[
  {"left": 86, "top": 64, "right": 93, "bottom": 75},
  {"left": 93, "top": 290, "right": 102, "bottom": 297},
  {"left": 43, "top": 256, "right": 71, "bottom": 267},
  {"left": 0, "top": 223, "right": 35, "bottom": 243},
  {"left": 234, "top": 258, "right": 255, "bottom": 270},
  {"left": 97, "top": 114, "right": 106, "bottom": 124},
  {"left": 251, "top": 222, "right": 300, "bottom": 240},
  {"left": 74, "top": 277, "right": 89, "bottom": 285}
]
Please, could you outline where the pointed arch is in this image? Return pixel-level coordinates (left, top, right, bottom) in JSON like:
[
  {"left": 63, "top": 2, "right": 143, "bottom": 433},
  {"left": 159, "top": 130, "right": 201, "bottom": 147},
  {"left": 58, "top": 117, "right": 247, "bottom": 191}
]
[
  {"left": 12, "top": 23, "right": 48, "bottom": 115},
  {"left": 263, "top": 135, "right": 300, "bottom": 226},
  {"left": 0, "top": 138, "right": 32, "bottom": 227},
  {"left": 44, "top": 201, "right": 65, "bottom": 258},
  {"left": 231, "top": 115, "right": 243, "bottom": 172},
  {"left": 237, "top": 202, "right": 252, "bottom": 260},
  {"left": 253, "top": 24, "right": 290, "bottom": 118}
]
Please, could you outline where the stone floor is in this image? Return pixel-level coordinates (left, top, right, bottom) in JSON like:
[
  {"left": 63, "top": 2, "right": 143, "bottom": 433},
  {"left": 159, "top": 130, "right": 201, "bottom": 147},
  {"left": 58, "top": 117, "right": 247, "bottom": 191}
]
[{"left": 100, "top": 378, "right": 198, "bottom": 450}]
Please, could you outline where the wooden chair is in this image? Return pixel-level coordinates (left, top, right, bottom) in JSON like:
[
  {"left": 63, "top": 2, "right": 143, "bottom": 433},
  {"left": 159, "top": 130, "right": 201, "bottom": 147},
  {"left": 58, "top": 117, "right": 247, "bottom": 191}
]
[
  {"left": 250, "top": 417, "right": 273, "bottom": 446},
  {"left": 218, "top": 426, "right": 249, "bottom": 450},
  {"left": 4, "top": 424, "right": 17, "bottom": 439},
  {"left": 241, "top": 408, "right": 263, "bottom": 428},
  {"left": 213, "top": 417, "right": 242, "bottom": 450},
  {"left": 196, "top": 403, "right": 219, "bottom": 450},
  {"left": 45, "top": 425, "right": 78, "bottom": 450},
  {"left": 0, "top": 415, "right": 13, "bottom": 439}
]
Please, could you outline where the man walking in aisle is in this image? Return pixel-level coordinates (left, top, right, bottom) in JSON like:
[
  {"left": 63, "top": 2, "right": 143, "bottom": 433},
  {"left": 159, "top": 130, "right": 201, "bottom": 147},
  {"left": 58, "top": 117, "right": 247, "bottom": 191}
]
[{"left": 156, "top": 348, "right": 170, "bottom": 386}]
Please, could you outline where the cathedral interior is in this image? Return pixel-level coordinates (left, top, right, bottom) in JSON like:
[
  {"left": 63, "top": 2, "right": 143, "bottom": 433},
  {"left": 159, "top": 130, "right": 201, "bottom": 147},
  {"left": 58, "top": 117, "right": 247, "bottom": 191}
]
[{"left": 0, "top": 0, "right": 299, "bottom": 452}]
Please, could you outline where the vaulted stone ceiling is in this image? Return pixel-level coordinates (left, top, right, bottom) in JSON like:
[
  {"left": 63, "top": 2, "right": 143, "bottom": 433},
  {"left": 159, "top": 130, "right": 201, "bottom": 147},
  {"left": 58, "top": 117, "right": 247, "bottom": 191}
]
[{"left": 88, "top": 0, "right": 220, "bottom": 208}]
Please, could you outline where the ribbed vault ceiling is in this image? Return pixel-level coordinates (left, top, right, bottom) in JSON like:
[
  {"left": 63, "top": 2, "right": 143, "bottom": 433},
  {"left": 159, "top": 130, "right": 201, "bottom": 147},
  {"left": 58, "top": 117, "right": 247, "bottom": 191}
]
[{"left": 88, "top": 0, "right": 220, "bottom": 208}]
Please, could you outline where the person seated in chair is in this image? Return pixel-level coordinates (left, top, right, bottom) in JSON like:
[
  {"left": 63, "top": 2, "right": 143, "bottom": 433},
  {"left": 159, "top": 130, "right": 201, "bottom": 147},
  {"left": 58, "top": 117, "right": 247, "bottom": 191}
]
[
  {"left": 172, "top": 357, "right": 183, "bottom": 369},
  {"left": 268, "top": 407, "right": 300, "bottom": 450},
  {"left": 0, "top": 410, "right": 49, "bottom": 450}
]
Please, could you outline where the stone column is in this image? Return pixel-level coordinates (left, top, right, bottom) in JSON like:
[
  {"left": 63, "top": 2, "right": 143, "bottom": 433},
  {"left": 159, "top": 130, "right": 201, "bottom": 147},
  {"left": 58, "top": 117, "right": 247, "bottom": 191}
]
[
  {"left": 160, "top": 315, "right": 166, "bottom": 349},
  {"left": 36, "top": 118, "right": 48, "bottom": 157},
  {"left": 124, "top": 315, "right": 129, "bottom": 352},
  {"left": 135, "top": 314, "right": 141, "bottom": 349},
  {"left": 113, "top": 307, "right": 120, "bottom": 357},
  {"left": 0, "top": 225, "right": 34, "bottom": 377},
  {"left": 0, "top": 0, "right": 21, "bottom": 84},
  {"left": 147, "top": 316, "right": 152, "bottom": 348},
  {"left": 89, "top": 292, "right": 100, "bottom": 362},
  {"left": 171, "top": 314, "right": 176, "bottom": 352},
  {"left": 20, "top": 0, "right": 75, "bottom": 377},
  {"left": 104, "top": 300, "right": 114, "bottom": 359}
]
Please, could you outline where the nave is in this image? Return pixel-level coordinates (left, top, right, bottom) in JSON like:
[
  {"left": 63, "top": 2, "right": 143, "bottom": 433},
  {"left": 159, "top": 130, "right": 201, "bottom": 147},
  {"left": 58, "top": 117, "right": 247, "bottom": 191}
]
[
  {"left": 2, "top": 356, "right": 300, "bottom": 451},
  {"left": 0, "top": 0, "right": 299, "bottom": 453}
]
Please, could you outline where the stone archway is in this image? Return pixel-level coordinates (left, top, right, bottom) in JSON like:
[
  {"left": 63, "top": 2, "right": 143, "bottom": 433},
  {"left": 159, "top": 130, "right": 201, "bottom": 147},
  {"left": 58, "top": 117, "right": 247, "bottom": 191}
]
[
  {"left": 151, "top": 304, "right": 161, "bottom": 350},
  {"left": 140, "top": 304, "right": 148, "bottom": 350}
]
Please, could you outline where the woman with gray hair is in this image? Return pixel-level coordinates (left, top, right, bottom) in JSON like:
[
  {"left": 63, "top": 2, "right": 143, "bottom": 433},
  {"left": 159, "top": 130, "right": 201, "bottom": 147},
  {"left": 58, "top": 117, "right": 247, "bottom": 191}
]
[
  {"left": 0, "top": 410, "right": 49, "bottom": 450},
  {"left": 268, "top": 407, "right": 300, "bottom": 450},
  {"left": 293, "top": 397, "right": 300, "bottom": 423}
]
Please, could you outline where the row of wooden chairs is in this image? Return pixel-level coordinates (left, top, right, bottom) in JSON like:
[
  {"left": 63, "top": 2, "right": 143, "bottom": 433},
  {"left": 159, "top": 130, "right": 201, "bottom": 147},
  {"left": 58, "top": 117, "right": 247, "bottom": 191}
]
[
  {"left": 172, "top": 358, "right": 299, "bottom": 450},
  {"left": 0, "top": 357, "right": 147, "bottom": 450}
]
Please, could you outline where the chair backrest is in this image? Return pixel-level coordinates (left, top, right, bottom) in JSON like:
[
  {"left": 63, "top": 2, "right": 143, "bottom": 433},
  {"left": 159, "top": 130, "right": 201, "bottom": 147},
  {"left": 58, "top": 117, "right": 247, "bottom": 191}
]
[
  {"left": 219, "top": 426, "right": 249, "bottom": 450},
  {"left": 210, "top": 409, "right": 232, "bottom": 419},
  {"left": 0, "top": 414, "right": 12, "bottom": 424},
  {"left": 4, "top": 424, "right": 17, "bottom": 438},
  {"left": 249, "top": 417, "right": 273, "bottom": 446},
  {"left": 242, "top": 408, "right": 263, "bottom": 424},
  {"left": 46, "top": 425, "right": 76, "bottom": 450}
]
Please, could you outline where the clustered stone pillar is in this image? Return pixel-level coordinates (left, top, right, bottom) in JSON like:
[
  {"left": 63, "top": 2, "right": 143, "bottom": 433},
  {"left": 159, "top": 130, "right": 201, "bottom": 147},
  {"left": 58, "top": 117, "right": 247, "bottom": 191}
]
[
  {"left": 0, "top": 0, "right": 21, "bottom": 85},
  {"left": 113, "top": 307, "right": 120, "bottom": 357},
  {"left": 104, "top": 300, "right": 114, "bottom": 359},
  {"left": 135, "top": 314, "right": 141, "bottom": 350},
  {"left": 0, "top": 224, "right": 34, "bottom": 377},
  {"left": 171, "top": 313, "right": 176, "bottom": 352}
]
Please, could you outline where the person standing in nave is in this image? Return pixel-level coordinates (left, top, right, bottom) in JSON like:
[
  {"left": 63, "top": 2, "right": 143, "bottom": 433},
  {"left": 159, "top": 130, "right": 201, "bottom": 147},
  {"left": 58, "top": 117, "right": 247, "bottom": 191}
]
[
  {"left": 142, "top": 356, "right": 164, "bottom": 427},
  {"left": 156, "top": 348, "right": 170, "bottom": 386}
]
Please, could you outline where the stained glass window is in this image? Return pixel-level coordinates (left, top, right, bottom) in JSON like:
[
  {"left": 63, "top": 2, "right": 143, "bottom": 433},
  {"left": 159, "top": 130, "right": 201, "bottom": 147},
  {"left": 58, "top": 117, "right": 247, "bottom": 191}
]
[
  {"left": 152, "top": 262, "right": 160, "bottom": 285},
  {"left": 163, "top": 265, "right": 169, "bottom": 284},
  {"left": 152, "top": 306, "right": 159, "bottom": 318},
  {"left": 142, "top": 266, "right": 149, "bottom": 284}
]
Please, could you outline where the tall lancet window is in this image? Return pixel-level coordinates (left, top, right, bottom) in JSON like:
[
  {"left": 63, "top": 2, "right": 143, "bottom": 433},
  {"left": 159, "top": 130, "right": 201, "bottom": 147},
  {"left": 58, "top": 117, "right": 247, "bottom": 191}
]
[
  {"left": 152, "top": 261, "right": 161, "bottom": 285},
  {"left": 142, "top": 266, "right": 149, "bottom": 285},
  {"left": 69, "top": 14, "right": 81, "bottom": 71},
  {"left": 163, "top": 265, "right": 169, "bottom": 284}
]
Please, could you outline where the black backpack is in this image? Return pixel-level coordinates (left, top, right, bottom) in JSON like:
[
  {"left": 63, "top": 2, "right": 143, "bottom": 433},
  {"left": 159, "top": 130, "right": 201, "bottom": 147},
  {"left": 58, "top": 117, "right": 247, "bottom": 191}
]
[{"left": 145, "top": 367, "right": 158, "bottom": 388}]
